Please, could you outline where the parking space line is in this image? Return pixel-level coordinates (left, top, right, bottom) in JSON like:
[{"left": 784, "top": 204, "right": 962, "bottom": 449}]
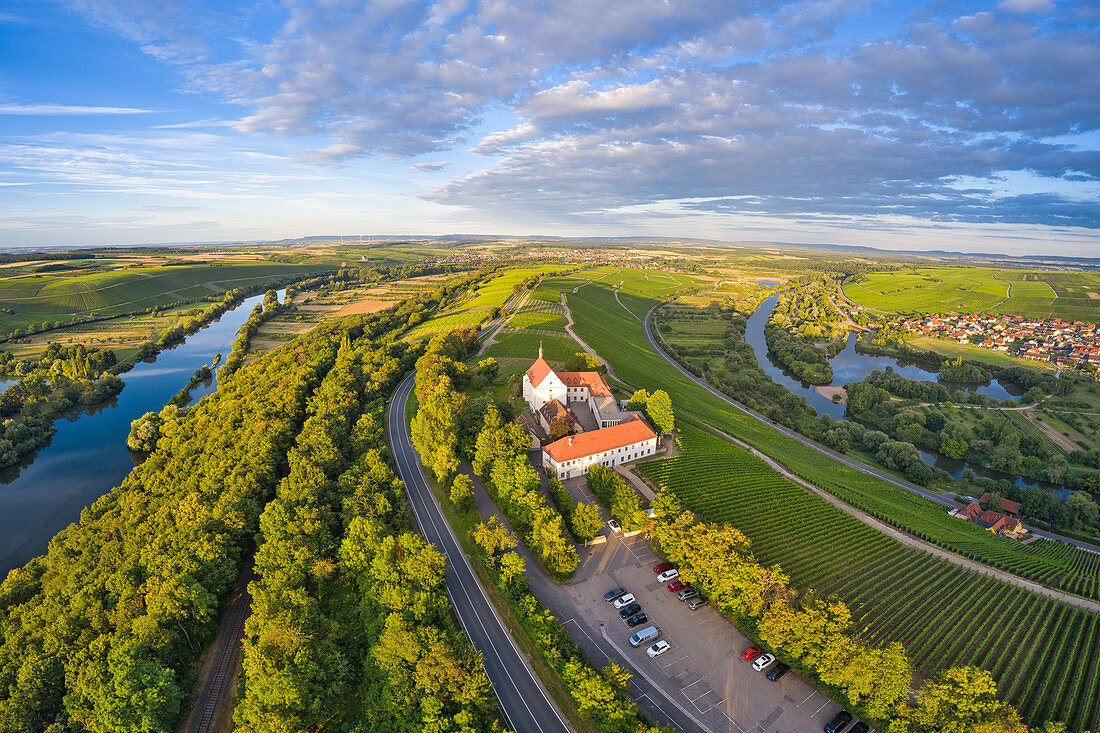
[
  {"left": 800, "top": 691, "right": 818, "bottom": 706},
  {"left": 681, "top": 678, "right": 702, "bottom": 692},
  {"left": 814, "top": 700, "right": 831, "bottom": 715}
]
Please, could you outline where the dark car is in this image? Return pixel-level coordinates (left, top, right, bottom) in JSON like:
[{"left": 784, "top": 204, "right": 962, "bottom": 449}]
[
  {"left": 766, "top": 662, "right": 789, "bottom": 681},
  {"left": 618, "top": 603, "right": 642, "bottom": 619},
  {"left": 604, "top": 587, "right": 627, "bottom": 603},
  {"left": 667, "top": 580, "right": 686, "bottom": 592},
  {"left": 824, "top": 710, "right": 853, "bottom": 733},
  {"left": 626, "top": 612, "right": 649, "bottom": 627},
  {"left": 848, "top": 723, "right": 868, "bottom": 733},
  {"left": 740, "top": 645, "right": 761, "bottom": 661},
  {"left": 653, "top": 562, "right": 674, "bottom": 574}
]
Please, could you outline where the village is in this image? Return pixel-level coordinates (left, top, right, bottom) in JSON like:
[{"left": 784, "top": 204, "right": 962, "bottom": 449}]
[{"left": 901, "top": 311, "right": 1100, "bottom": 371}]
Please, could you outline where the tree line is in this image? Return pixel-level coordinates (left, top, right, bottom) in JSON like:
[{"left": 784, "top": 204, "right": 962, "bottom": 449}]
[{"left": 234, "top": 311, "right": 504, "bottom": 730}]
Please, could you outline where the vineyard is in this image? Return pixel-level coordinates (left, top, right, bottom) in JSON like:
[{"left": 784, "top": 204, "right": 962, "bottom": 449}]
[
  {"left": 558, "top": 275, "right": 1100, "bottom": 603},
  {"left": 636, "top": 424, "right": 1100, "bottom": 730},
  {"left": 507, "top": 298, "right": 568, "bottom": 331}
]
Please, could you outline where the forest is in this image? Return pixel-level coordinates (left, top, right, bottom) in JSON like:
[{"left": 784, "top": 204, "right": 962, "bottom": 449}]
[{"left": 0, "top": 267, "right": 496, "bottom": 732}]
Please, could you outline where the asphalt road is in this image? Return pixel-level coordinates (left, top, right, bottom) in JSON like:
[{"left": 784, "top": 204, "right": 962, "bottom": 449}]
[
  {"left": 642, "top": 305, "right": 1100, "bottom": 554},
  {"left": 387, "top": 373, "right": 571, "bottom": 733}
]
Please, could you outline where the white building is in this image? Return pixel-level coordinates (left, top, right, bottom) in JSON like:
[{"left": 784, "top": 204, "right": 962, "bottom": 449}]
[
  {"left": 523, "top": 346, "right": 638, "bottom": 428},
  {"left": 542, "top": 415, "right": 659, "bottom": 480}
]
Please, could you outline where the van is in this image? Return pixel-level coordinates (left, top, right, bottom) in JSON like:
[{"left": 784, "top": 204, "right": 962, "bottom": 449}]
[
  {"left": 629, "top": 625, "right": 661, "bottom": 647},
  {"left": 656, "top": 568, "right": 679, "bottom": 583}
]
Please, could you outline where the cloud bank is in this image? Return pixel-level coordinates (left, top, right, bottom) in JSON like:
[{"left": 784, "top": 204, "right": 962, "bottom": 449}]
[{"left": 39, "top": 0, "right": 1100, "bottom": 235}]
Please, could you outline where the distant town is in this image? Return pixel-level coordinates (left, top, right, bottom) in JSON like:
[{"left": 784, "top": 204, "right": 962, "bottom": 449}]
[{"left": 902, "top": 312, "right": 1100, "bottom": 371}]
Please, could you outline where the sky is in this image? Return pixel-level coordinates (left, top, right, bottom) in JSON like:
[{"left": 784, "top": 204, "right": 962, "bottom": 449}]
[{"left": 0, "top": 0, "right": 1098, "bottom": 256}]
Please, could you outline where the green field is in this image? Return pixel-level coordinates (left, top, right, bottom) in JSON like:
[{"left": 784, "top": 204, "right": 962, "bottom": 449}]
[
  {"left": 405, "top": 265, "right": 561, "bottom": 340},
  {"left": 637, "top": 424, "right": 1100, "bottom": 730},
  {"left": 908, "top": 336, "right": 1056, "bottom": 370},
  {"left": 844, "top": 267, "right": 1100, "bottom": 322},
  {"left": 507, "top": 298, "right": 568, "bottom": 331},
  {"left": 481, "top": 331, "right": 580, "bottom": 373},
  {"left": 0, "top": 261, "right": 321, "bottom": 332},
  {"left": 517, "top": 267, "right": 1100, "bottom": 729}
]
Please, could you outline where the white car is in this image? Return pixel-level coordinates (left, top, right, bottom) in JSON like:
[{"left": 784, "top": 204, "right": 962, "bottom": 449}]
[
  {"left": 753, "top": 653, "right": 776, "bottom": 671},
  {"left": 612, "top": 593, "right": 636, "bottom": 609},
  {"left": 607, "top": 519, "right": 622, "bottom": 533},
  {"left": 656, "top": 568, "right": 679, "bottom": 584},
  {"left": 646, "top": 640, "right": 671, "bottom": 658}
]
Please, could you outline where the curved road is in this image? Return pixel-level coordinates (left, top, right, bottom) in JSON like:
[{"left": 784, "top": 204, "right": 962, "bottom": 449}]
[
  {"left": 642, "top": 305, "right": 1100, "bottom": 554},
  {"left": 388, "top": 373, "right": 571, "bottom": 733}
]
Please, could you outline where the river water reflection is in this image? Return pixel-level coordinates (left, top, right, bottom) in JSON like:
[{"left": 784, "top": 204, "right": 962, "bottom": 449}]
[
  {"left": 743, "top": 294, "right": 1050, "bottom": 491},
  {"left": 0, "top": 290, "right": 280, "bottom": 577}
]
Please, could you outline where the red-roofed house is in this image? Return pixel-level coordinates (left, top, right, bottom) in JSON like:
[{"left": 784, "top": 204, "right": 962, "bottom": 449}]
[
  {"left": 523, "top": 346, "right": 639, "bottom": 428},
  {"left": 542, "top": 415, "right": 659, "bottom": 480},
  {"left": 952, "top": 501, "right": 984, "bottom": 521}
]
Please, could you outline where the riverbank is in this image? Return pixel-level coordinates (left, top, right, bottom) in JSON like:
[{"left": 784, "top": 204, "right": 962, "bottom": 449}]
[{"left": 0, "top": 289, "right": 278, "bottom": 577}]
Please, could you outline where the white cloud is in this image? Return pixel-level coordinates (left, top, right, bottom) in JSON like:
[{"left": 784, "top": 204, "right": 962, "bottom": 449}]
[
  {"left": 0, "top": 103, "right": 153, "bottom": 115},
  {"left": 998, "top": 0, "right": 1055, "bottom": 14}
]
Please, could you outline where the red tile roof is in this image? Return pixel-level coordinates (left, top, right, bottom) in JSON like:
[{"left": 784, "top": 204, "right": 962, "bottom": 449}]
[
  {"left": 543, "top": 415, "right": 657, "bottom": 463},
  {"left": 958, "top": 502, "right": 984, "bottom": 520},
  {"left": 556, "top": 371, "right": 613, "bottom": 397},
  {"left": 525, "top": 357, "right": 554, "bottom": 387}
]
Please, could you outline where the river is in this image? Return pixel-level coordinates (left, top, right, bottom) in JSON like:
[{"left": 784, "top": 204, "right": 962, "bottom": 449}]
[
  {"left": 744, "top": 294, "right": 1055, "bottom": 492},
  {"left": 0, "top": 290, "right": 280, "bottom": 577}
]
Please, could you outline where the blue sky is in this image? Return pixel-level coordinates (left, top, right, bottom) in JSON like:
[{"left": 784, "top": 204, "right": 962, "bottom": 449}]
[{"left": 0, "top": 0, "right": 1097, "bottom": 255}]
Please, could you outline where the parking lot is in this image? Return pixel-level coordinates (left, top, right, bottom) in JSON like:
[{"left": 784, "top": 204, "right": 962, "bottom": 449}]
[{"left": 543, "top": 530, "right": 864, "bottom": 733}]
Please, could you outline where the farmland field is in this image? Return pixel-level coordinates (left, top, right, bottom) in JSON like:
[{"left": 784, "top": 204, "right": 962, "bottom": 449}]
[
  {"left": 0, "top": 261, "right": 321, "bottom": 332},
  {"left": 908, "top": 336, "right": 1056, "bottom": 370},
  {"left": 637, "top": 424, "right": 1100, "bottom": 730},
  {"left": 404, "top": 265, "right": 560, "bottom": 340},
  {"left": 843, "top": 267, "right": 1100, "bottom": 322}
]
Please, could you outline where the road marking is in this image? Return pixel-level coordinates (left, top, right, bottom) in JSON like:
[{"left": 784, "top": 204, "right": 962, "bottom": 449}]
[
  {"left": 600, "top": 627, "right": 719, "bottom": 733},
  {"left": 814, "top": 701, "right": 831, "bottom": 715},
  {"left": 389, "top": 375, "right": 568, "bottom": 733},
  {"left": 682, "top": 679, "right": 702, "bottom": 691},
  {"left": 800, "top": 691, "right": 818, "bottom": 706}
]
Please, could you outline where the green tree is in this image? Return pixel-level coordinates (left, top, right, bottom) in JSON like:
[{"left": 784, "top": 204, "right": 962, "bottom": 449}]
[
  {"left": 411, "top": 375, "right": 464, "bottom": 482},
  {"left": 940, "top": 437, "right": 968, "bottom": 460},
  {"left": 476, "top": 357, "right": 499, "bottom": 384},
  {"left": 91, "top": 640, "right": 184, "bottom": 733},
  {"left": 450, "top": 474, "right": 475, "bottom": 512},
  {"left": 820, "top": 639, "right": 911, "bottom": 718},
  {"left": 910, "top": 667, "right": 1023, "bottom": 733},
  {"left": 627, "top": 389, "right": 650, "bottom": 411},
  {"left": 643, "top": 390, "right": 675, "bottom": 433},
  {"left": 571, "top": 502, "right": 603, "bottom": 542},
  {"left": 1066, "top": 491, "right": 1099, "bottom": 529},
  {"left": 471, "top": 517, "right": 517, "bottom": 559}
]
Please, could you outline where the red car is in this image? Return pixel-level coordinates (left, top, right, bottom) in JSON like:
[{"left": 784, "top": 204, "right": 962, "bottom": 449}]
[
  {"left": 653, "top": 562, "right": 674, "bottom": 574},
  {"left": 667, "top": 580, "right": 686, "bottom": 592},
  {"left": 741, "top": 646, "right": 762, "bottom": 662}
]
